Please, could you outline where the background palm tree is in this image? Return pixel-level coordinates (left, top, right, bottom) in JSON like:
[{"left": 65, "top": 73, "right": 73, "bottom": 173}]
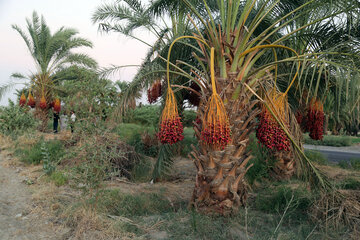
[{"left": 11, "top": 11, "right": 97, "bottom": 131}]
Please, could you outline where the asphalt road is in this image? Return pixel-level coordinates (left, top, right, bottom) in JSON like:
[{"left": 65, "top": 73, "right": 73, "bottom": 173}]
[{"left": 304, "top": 144, "right": 360, "bottom": 163}]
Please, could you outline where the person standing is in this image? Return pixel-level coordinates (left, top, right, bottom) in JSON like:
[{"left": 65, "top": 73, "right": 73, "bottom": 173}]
[
  {"left": 60, "top": 113, "right": 68, "bottom": 132},
  {"left": 70, "top": 111, "right": 76, "bottom": 133},
  {"left": 53, "top": 112, "right": 60, "bottom": 133}
]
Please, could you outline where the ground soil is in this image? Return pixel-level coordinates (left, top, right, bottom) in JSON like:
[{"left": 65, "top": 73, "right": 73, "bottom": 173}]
[{"left": 0, "top": 153, "right": 65, "bottom": 239}]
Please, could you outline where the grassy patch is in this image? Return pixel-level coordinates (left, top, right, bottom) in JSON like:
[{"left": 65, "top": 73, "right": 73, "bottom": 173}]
[
  {"left": 61, "top": 185, "right": 353, "bottom": 240},
  {"left": 303, "top": 134, "right": 358, "bottom": 147},
  {"left": 126, "top": 132, "right": 158, "bottom": 157},
  {"left": 338, "top": 178, "right": 360, "bottom": 190},
  {"left": 246, "top": 134, "right": 276, "bottom": 184},
  {"left": 305, "top": 150, "right": 328, "bottom": 165},
  {"left": 15, "top": 138, "right": 64, "bottom": 165},
  {"left": 50, "top": 171, "right": 68, "bottom": 186},
  {"left": 351, "top": 137, "right": 360, "bottom": 145},
  {"left": 180, "top": 127, "right": 198, "bottom": 157},
  {"left": 255, "top": 185, "right": 312, "bottom": 219},
  {"left": 123, "top": 105, "right": 160, "bottom": 127},
  {"left": 130, "top": 157, "right": 153, "bottom": 182},
  {"left": 95, "top": 190, "right": 174, "bottom": 217},
  {"left": 338, "top": 158, "right": 360, "bottom": 170},
  {"left": 114, "top": 123, "right": 155, "bottom": 141}
]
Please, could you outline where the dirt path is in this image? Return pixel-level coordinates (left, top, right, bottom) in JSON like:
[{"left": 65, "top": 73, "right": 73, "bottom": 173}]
[{"left": 0, "top": 155, "right": 62, "bottom": 240}]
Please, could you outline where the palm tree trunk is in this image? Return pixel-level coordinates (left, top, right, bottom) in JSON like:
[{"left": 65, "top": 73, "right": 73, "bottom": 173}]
[
  {"left": 35, "top": 108, "right": 49, "bottom": 132},
  {"left": 189, "top": 73, "right": 260, "bottom": 215}
]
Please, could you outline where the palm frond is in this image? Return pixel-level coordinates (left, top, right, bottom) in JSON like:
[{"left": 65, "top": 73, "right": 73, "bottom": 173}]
[
  {"left": 0, "top": 82, "right": 14, "bottom": 101},
  {"left": 152, "top": 144, "right": 174, "bottom": 181},
  {"left": 10, "top": 73, "right": 28, "bottom": 80},
  {"left": 60, "top": 53, "right": 98, "bottom": 69}
]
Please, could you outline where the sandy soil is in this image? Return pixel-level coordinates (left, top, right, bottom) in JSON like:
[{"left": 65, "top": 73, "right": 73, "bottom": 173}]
[{"left": 0, "top": 154, "right": 63, "bottom": 240}]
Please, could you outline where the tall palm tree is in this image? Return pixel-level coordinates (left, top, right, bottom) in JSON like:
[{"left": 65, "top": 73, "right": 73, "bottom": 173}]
[
  {"left": 11, "top": 11, "right": 97, "bottom": 131},
  {"left": 94, "top": 0, "right": 360, "bottom": 215}
]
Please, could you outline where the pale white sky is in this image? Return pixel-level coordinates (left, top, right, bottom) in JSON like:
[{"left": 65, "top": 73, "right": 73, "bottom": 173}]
[{"left": 0, "top": 0, "right": 155, "bottom": 105}]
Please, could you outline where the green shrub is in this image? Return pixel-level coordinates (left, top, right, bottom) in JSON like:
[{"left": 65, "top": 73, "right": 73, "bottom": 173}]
[
  {"left": 182, "top": 109, "right": 197, "bottom": 127},
  {"left": 115, "top": 123, "right": 154, "bottom": 141},
  {"left": 96, "top": 190, "right": 173, "bottom": 217},
  {"left": 0, "top": 100, "right": 38, "bottom": 136},
  {"left": 131, "top": 157, "right": 153, "bottom": 182},
  {"left": 126, "top": 132, "right": 158, "bottom": 157},
  {"left": 123, "top": 105, "right": 160, "bottom": 127},
  {"left": 305, "top": 150, "right": 328, "bottom": 165},
  {"left": 16, "top": 138, "right": 64, "bottom": 165},
  {"left": 72, "top": 135, "right": 144, "bottom": 192}
]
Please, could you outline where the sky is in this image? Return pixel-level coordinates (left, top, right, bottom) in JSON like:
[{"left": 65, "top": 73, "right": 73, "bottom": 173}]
[{"left": 0, "top": 0, "right": 155, "bottom": 105}]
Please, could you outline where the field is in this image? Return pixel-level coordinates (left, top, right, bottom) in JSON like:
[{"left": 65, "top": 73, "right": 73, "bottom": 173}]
[
  {"left": 0, "top": 122, "right": 359, "bottom": 239},
  {"left": 2, "top": 1, "right": 360, "bottom": 239}
]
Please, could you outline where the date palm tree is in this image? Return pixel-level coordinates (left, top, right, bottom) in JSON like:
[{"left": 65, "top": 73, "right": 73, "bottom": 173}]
[
  {"left": 11, "top": 11, "right": 97, "bottom": 131},
  {"left": 94, "top": 0, "right": 360, "bottom": 215}
]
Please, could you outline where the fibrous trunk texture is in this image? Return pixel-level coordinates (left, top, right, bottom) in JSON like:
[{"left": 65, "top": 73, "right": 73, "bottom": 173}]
[
  {"left": 189, "top": 72, "right": 260, "bottom": 215},
  {"left": 35, "top": 108, "right": 49, "bottom": 132}
]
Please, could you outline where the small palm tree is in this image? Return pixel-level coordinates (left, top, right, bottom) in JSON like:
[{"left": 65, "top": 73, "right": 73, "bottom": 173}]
[{"left": 11, "top": 11, "right": 97, "bottom": 131}]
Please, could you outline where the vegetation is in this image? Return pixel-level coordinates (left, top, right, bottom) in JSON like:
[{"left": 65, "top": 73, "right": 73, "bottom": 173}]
[
  {"left": 15, "top": 137, "right": 64, "bottom": 165},
  {"left": 1, "top": 0, "right": 360, "bottom": 239},
  {"left": 0, "top": 100, "right": 38, "bottom": 136},
  {"left": 304, "top": 134, "right": 360, "bottom": 147},
  {"left": 11, "top": 11, "right": 96, "bottom": 131}
]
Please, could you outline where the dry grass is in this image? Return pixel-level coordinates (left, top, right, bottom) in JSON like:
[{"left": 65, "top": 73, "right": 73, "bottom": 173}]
[
  {"left": 310, "top": 164, "right": 360, "bottom": 233},
  {"left": 312, "top": 189, "right": 360, "bottom": 232},
  {"left": 317, "top": 164, "right": 360, "bottom": 181}
]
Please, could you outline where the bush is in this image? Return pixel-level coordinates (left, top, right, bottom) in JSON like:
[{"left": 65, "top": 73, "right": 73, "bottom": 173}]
[
  {"left": 115, "top": 123, "right": 154, "bottom": 141},
  {"left": 16, "top": 138, "right": 64, "bottom": 165},
  {"left": 123, "top": 105, "right": 160, "bottom": 127},
  {"left": 305, "top": 150, "right": 328, "bottom": 165},
  {"left": 182, "top": 109, "right": 197, "bottom": 127},
  {"left": 72, "top": 135, "right": 144, "bottom": 192},
  {"left": 131, "top": 157, "right": 153, "bottom": 182},
  {"left": 0, "top": 100, "right": 38, "bottom": 136},
  {"left": 126, "top": 132, "right": 158, "bottom": 157}
]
